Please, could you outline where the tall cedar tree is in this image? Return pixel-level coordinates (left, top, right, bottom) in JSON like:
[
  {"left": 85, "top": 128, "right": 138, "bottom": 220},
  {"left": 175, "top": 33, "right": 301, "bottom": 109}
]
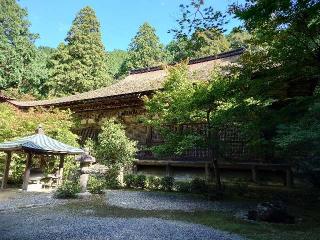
[
  {"left": 0, "top": 0, "right": 38, "bottom": 94},
  {"left": 49, "top": 7, "right": 111, "bottom": 96},
  {"left": 121, "top": 22, "right": 165, "bottom": 73}
]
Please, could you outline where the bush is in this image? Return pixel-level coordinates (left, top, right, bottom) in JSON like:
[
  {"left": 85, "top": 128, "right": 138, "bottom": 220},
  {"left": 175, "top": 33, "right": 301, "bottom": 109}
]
[
  {"left": 161, "top": 176, "right": 174, "bottom": 191},
  {"left": 147, "top": 176, "right": 161, "bottom": 190},
  {"left": 174, "top": 181, "right": 191, "bottom": 193},
  {"left": 54, "top": 180, "right": 81, "bottom": 199},
  {"left": 123, "top": 174, "right": 147, "bottom": 189},
  {"left": 104, "top": 168, "right": 120, "bottom": 189},
  {"left": 234, "top": 181, "right": 249, "bottom": 196},
  {"left": 190, "top": 178, "right": 208, "bottom": 194},
  {"left": 88, "top": 176, "right": 105, "bottom": 194},
  {"left": 135, "top": 175, "right": 147, "bottom": 189},
  {"left": 96, "top": 119, "right": 137, "bottom": 169},
  {"left": 124, "top": 174, "right": 136, "bottom": 188}
]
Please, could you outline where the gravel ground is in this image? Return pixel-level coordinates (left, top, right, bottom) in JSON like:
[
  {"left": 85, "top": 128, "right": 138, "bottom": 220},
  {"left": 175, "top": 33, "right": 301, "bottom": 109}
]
[
  {"left": 0, "top": 208, "right": 245, "bottom": 240},
  {"left": 0, "top": 190, "right": 66, "bottom": 212},
  {"left": 106, "top": 190, "right": 253, "bottom": 213}
]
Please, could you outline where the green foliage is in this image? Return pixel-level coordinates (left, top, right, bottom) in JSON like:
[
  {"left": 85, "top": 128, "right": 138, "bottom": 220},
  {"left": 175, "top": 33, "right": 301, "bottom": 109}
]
[
  {"left": 0, "top": 103, "right": 79, "bottom": 182},
  {"left": 0, "top": 0, "right": 50, "bottom": 98},
  {"left": 121, "top": 22, "right": 166, "bottom": 73},
  {"left": 160, "top": 176, "right": 174, "bottom": 191},
  {"left": 147, "top": 176, "right": 161, "bottom": 190},
  {"left": 190, "top": 178, "right": 208, "bottom": 194},
  {"left": 123, "top": 174, "right": 147, "bottom": 189},
  {"left": 88, "top": 176, "right": 105, "bottom": 194},
  {"left": 48, "top": 6, "right": 112, "bottom": 96},
  {"left": 226, "top": 27, "right": 251, "bottom": 49},
  {"left": 167, "top": 29, "right": 231, "bottom": 62},
  {"left": 174, "top": 181, "right": 191, "bottom": 193},
  {"left": 96, "top": 119, "right": 137, "bottom": 169},
  {"left": 106, "top": 50, "right": 128, "bottom": 79},
  {"left": 124, "top": 174, "right": 136, "bottom": 188},
  {"left": 54, "top": 180, "right": 81, "bottom": 199}
]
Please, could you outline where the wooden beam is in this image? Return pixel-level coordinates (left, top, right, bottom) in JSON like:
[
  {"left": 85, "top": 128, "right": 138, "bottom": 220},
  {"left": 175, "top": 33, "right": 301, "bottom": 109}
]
[
  {"left": 22, "top": 153, "right": 32, "bottom": 191},
  {"left": 58, "top": 155, "right": 65, "bottom": 185},
  {"left": 1, "top": 152, "right": 12, "bottom": 189}
]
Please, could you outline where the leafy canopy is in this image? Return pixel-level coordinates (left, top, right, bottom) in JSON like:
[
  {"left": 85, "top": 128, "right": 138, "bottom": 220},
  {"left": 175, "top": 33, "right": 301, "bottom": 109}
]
[
  {"left": 120, "top": 22, "right": 166, "bottom": 74},
  {"left": 48, "top": 6, "right": 112, "bottom": 96}
]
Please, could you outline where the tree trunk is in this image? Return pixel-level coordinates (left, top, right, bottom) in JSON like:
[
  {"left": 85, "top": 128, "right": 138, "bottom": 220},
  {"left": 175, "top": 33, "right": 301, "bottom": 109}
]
[{"left": 207, "top": 110, "right": 223, "bottom": 191}]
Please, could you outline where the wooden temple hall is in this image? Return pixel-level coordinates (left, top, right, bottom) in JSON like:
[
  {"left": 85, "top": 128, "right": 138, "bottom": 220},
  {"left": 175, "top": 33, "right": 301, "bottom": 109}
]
[{"left": 2, "top": 49, "right": 293, "bottom": 186}]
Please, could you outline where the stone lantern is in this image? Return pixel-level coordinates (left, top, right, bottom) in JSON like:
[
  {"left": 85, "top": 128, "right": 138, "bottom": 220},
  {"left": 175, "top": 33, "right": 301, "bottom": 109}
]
[{"left": 76, "top": 148, "right": 96, "bottom": 193}]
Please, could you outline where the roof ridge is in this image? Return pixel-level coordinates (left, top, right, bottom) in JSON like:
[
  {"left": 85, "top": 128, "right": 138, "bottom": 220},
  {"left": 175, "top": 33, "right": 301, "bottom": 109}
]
[{"left": 129, "top": 48, "right": 244, "bottom": 75}]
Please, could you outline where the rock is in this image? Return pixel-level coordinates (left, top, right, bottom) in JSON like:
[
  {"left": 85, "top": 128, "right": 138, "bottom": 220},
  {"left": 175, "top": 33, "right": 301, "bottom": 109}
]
[
  {"left": 248, "top": 201, "right": 295, "bottom": 224},
  {"left": 76, "top": 192, "right": 92, "bottom": 199}
]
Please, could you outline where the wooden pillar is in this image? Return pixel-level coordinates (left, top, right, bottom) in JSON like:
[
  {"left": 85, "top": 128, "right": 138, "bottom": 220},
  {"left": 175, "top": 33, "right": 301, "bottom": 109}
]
[
  {"left": 286, "top": 168, "right": 293, "bottom": 188},
  {"left": 205, "top": 163, "right": 212, "bottom": 182},
  {"left": 1, "top": 152, "right": 12, "bottom": 189},
  {"left": 132, "top": 163, "right": 138, "bottom": 174},
  {"left": 166, "top": 163, "right": 172, "bottom": 177},
  {"left": 58, "top": 155, "right": 65, "bottom": 185},
  {"left": 22, "top": 153, "right": 32, "bottom": 191},
  {"left": 251, "top": 165, "right": 257, "bottom": 183}
]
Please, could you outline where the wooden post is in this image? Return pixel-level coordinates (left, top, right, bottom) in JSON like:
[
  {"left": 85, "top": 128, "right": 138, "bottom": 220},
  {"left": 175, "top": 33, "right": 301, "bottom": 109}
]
[
  {"left": 205, "top": 163, "right": 212, "bottom": 182},
  {"left": 132, "top": 164, "right": 138, "bottom": 174},
  {"left": 251, "top": 165, "right": 257, "bottom": 183},
  {"left": 22, "top": 153, "right": 32, "bottom": 191},
  {"left": 286, "top": 168, "right": 293, "bottom": 188},
  {"left": 58, "top": 155, "right": 65, "bottom": 185},
  {"left": 166, "top": 163, "right": 172, "bottom": 177},
  {"left": 1, "top": 152, "right": 12, "bottom": 189}
]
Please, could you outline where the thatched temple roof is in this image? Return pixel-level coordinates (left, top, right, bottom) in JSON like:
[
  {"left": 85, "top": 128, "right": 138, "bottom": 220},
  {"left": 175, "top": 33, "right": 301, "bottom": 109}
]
[{"left": 9, "top": 48, "right": 243, "bottom": 108}]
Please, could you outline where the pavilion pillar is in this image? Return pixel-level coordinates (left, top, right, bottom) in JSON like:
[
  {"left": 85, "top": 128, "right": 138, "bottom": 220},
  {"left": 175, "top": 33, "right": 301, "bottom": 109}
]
[
  {"left": 22, "top": 153, "right": 32, "bottom": 191},
  {"left": 1, "top": 152, "right": 12, "bottom": 189},
  {"left": 58, "top": 155, "right": 65, "bottom": 185}
]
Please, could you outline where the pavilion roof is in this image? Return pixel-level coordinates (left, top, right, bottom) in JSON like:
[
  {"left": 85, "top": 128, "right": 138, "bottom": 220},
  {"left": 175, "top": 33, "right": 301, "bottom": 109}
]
[
  {"left": 0, "top": 132, "right": 84, "bottom": 154},
  {"left": 8, "top": 48, "right": 244, "bottom": 108}
]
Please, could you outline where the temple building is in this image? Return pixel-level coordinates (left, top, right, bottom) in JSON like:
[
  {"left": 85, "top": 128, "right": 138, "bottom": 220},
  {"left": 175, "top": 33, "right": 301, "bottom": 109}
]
[{"left": 2, "top": 48, "right": 293, "bottom": 185}]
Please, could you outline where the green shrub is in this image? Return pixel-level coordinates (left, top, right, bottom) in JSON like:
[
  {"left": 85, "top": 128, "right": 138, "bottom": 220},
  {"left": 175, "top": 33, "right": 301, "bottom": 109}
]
[
  {"left": 175, "top": 181, "right": 191, "bottom": 192},
  {"left": 104, "top": 168, "right": 120, "bottom": 189},
  {"left": 135, "top": 175, "right": 147, "bottom": 189},
  {"left": 190, "top": 178, "right": 208, "bottom": 194},
  {"left": 96, "top": 119, "right": 137, "bottom": 169},
  {"left": 147, "top": 176, "right": 161, "bottom": 190},
  {"left": 88, "top": 176, "right": 105, "bottom": 194},
  {"left": 54, "top": 180, "right": 81, "bottom": 199},
  {"left": 234, "top": 181, "right": 249, "bottom": 196},
  {"left": 124, "top": 174, "right": 136, "bottom": 188},
  {"left": 160, "top": 176, "right": 174, "bottom": 191}
]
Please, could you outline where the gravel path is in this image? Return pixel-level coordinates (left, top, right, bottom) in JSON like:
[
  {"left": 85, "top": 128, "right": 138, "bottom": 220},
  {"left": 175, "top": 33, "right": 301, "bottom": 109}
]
[
  {"left": 0, "top": 190, "right": 66, "bottom": 212},
  {"left": 106, "top": 190, "right": 252, "bottom": 213},
  {"left": 0, "top": 208, "right": 245, "bottom": 240}
]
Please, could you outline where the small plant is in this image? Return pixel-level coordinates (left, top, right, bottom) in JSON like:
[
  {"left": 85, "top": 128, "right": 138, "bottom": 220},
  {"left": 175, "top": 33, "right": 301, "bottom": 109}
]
[
  {"left": 190, "top": 178, "right": 208, "bottom": 194},
  {"left": 174, "top": 181, "right": 191, "bottom": 193},
  {"left": 104, "top": 168, "right": 120, "bottom": 189},
  {"left": 147, "top": 176, "right": 161, "bottom": 190},
  {"left": 88, "top": 176, "right": 105, "bottom": 194},
  {"left": 54, "top": 180, "right": 81, "bottom": 199},
  {"left": 135, "top": 175, "right": 147, "bottom": 189},
  {"left": 124, "top": 174, "right": 136, "bottom": 188},
  {"left": 235, "top": 181, "right": 249, "bottom": 196},
  {"left": 160, "top": 176, "right": 174, "bottom": 191}
]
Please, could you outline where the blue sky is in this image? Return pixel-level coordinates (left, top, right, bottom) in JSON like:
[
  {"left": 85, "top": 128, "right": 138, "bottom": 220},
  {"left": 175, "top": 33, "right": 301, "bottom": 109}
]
[{"left": 19, "top": 0, "right": 243, "bottom": 51}]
